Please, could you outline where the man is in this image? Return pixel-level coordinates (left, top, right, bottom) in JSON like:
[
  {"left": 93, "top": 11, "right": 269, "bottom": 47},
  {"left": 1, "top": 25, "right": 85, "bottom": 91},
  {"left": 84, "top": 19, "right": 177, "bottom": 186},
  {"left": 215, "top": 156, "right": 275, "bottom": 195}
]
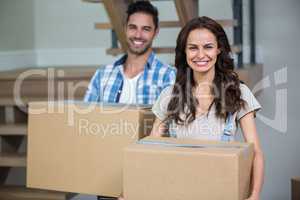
[
  {"left": 84, "top": 1, "right": 176, "bottom": 105},
  {"left": 84, "top": 1, "right": 176, "bottom": 200}
]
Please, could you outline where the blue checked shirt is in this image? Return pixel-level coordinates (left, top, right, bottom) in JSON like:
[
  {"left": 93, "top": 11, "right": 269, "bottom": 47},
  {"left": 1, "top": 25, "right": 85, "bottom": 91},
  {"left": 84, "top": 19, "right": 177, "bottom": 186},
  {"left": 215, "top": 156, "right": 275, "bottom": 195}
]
[{"left": 84, "top": 52, "right": 176, "bottom": 105}]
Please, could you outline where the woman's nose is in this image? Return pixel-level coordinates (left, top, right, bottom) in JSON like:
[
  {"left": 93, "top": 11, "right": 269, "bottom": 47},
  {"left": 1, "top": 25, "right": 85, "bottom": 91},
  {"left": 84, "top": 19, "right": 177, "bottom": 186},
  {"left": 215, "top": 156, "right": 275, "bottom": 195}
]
[{"left": 197, "top": 48, "right": 205, "bottom": 58}]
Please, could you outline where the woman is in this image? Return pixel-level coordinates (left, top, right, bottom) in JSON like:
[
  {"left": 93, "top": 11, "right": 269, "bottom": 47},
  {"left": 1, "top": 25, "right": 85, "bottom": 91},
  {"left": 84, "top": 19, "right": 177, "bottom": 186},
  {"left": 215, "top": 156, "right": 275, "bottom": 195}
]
[{"left": 151, "top": 16, "right": 264, "bottom": 200}]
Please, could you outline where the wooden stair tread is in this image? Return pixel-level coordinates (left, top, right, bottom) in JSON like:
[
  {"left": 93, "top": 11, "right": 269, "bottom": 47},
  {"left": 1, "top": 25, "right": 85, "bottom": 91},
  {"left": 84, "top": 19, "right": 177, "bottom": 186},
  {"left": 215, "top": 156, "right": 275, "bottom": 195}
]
[
  {"left": 0, "top": 98, "right": 48, "bottom": 106},
  {"left": 236, "top": 64, "right": 263, "bottom": 89},
  {"left": 292, "top": 177, "right": 300, "bottom": 181},
  {"left": 0, "top": 66, "right": 98, "bottom": 80},
  {"left": 82, "top": 0, "right": 168, "bottom": 2},
  {"left": 0, "top": 186, "right": 70, "bottom": 200},
  {"left": 0, "top": 124, "right": 27, "bottom": 136},
  {"left": 0, "top": 97, "right": 81, "bottom": 106},
  {"left": 0, "top": 153, "right": 26, "bottom": 167},
  {"left": 95, "top": 19, "right": 237, "bottom": 29},
  {"left": 107, "top": 44, "right": 241, "bottom": 56}
]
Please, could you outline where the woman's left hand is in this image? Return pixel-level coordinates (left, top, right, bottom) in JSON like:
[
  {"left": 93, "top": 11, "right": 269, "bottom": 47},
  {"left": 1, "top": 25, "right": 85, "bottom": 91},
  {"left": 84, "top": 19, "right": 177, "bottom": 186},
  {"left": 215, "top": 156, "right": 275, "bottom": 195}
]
[
  {"left": 118, "top": 196, "right": 125, "bottom": 200},
  {"left": 245, "top": 194, "right": 260, "bottom": 200}
]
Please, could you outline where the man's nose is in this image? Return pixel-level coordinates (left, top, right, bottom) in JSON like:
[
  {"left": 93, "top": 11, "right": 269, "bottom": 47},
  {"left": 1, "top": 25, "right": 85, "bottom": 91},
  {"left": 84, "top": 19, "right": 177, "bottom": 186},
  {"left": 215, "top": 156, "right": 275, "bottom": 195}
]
[{"left": 134, "top": 29, "right": 142, "bottom": 38}]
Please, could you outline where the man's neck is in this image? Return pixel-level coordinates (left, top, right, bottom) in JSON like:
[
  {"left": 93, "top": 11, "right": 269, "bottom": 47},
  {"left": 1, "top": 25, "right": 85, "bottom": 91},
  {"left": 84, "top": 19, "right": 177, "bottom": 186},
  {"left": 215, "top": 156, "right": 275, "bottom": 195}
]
[{"left": 123, "top": 49, "right": 152, "bottom": 78}]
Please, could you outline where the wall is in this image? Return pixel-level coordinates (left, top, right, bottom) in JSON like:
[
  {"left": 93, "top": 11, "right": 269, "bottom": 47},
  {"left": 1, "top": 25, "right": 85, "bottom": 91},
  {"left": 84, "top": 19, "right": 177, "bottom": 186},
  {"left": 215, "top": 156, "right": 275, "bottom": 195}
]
[
  {"left": 0, "top": 0, "right": 36, "bottom": 70},
  {"left": 33, "top": 0, "right": 235, "bottom": 66},
  {"left": 34, "top": 0, "right": 115, "bottom": 66},
  {"left": 254, "top": 0, "right": 300, "bottom": 199},
  {"left": 0, "top": 0, "right": 236, "bottom": 68},
  {"left": 33, "top": 0, "right": 180, "bottom": 66}
]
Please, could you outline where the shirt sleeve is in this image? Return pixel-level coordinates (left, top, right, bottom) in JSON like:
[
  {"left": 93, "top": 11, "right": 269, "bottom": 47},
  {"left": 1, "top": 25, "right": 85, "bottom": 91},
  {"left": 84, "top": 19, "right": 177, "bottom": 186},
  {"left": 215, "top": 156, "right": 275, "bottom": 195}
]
[
  {"left": 162, "top": 65, "right": 176, "bottom": 90},
  {"left": 84, "top": 69, "right": 102, "bottom": 102},
  {"left": 237, "top": 84, "right": 262, "bottom": 120},
  {"left": 151, "top": 86, "right": 173, "bottom": 121}
]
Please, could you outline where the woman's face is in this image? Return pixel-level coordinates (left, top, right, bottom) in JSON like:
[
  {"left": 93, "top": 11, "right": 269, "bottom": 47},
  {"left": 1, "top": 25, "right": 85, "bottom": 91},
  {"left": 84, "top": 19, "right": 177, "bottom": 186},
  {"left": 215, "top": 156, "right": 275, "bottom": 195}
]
[{"left": 185, "top": 28, "right": 220, "bottom": 76}]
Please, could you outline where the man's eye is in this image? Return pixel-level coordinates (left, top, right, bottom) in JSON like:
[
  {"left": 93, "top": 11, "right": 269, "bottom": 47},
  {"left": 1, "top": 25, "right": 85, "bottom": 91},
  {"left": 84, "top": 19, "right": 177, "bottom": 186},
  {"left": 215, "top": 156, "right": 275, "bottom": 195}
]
[{"left": 128, "top": 25, "right": 136, "bottom": 30}]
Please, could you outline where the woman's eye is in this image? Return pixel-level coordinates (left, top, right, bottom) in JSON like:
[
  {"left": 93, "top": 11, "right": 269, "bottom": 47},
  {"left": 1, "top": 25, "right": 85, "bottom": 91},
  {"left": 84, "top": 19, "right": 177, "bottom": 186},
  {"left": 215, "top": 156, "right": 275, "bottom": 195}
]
[{"left": 205, "top": 45, "right": 213, "bottom": 49}]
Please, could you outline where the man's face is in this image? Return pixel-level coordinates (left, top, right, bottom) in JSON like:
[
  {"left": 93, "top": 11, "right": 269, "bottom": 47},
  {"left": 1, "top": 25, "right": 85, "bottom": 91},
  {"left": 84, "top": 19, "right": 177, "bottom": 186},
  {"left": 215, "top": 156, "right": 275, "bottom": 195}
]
[{"left": 125, "top": 12, "right": 158, "bottom": 55}]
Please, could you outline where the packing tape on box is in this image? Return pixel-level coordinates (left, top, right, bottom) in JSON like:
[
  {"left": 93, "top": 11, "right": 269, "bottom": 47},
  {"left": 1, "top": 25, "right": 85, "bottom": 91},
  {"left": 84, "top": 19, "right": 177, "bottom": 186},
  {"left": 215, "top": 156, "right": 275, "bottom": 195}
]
[{"left": 137, "top": 139, "right": 243, "bottom": 149}]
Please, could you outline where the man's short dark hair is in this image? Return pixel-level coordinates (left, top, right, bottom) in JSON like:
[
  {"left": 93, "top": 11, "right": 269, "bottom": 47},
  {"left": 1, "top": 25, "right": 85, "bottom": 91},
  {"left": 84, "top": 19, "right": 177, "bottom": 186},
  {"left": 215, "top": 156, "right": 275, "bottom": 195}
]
[{"left": 126, "top": 1, "right": 159, "bottom": 29}]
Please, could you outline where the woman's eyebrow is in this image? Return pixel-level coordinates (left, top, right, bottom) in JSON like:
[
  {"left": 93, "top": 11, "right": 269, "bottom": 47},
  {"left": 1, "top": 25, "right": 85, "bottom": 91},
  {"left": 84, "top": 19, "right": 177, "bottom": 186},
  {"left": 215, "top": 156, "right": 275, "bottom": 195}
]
[{"left": 186, "top": 43, "right": 197, "bottom": 46}]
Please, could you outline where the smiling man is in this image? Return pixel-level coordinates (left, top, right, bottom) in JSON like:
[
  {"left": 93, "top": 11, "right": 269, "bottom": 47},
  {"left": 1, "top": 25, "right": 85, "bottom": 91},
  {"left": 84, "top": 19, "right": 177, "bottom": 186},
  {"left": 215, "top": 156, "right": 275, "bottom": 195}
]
[
  {"left": 84, "top": 1, "right": 176, "bottom": 105},
  {"left": 84, "top": 1, "right": 175, "bottom": 200}
]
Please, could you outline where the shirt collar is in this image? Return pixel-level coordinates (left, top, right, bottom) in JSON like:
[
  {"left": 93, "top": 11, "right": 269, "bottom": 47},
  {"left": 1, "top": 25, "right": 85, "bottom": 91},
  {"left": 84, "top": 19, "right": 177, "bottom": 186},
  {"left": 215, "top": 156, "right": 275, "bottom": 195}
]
[{"left": 113, "top": 51, "right": 155, "bottom": 69}]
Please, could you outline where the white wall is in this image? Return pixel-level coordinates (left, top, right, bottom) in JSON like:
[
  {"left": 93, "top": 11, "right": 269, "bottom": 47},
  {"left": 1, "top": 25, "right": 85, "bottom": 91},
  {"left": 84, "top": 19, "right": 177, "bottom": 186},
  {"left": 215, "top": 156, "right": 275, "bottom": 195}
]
[
  {"left": 0, "top": 0, "right": 236, "bottom": 68},
  {"left": 0, "top": 0, "right": 35, "bottom": 51},
  {"left": 33, "top": 0, "right": 180, "bottom": 66},
  {"left": 0, "top": 0, "right": 36, "bottom": 70},
  {"left": 33, "top": 0, "right": 235, "bottom": 66},
  {"left": 34, "top": 0, "right": 115, "bottom": 66},
  {"left": 254, "top": 0, "right": 300, "bottom": 199}
]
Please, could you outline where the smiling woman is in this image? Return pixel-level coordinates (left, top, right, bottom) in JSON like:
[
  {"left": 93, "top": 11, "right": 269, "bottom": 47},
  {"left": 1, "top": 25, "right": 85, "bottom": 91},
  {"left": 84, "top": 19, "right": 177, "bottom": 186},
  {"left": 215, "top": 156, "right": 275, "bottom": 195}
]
[
  {"left": 151, "top": 16, "right": 264, "bottom": 200},
  {"left": 185, "top": 28, "right": 220, "bottom": 80}
]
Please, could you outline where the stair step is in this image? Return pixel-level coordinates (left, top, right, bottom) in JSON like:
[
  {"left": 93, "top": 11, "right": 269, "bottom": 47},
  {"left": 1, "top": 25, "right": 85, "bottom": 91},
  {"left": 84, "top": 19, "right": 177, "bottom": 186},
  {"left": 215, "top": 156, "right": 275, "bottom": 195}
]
[
  {"left": 0, "top": 153, "right": 26, "bottom": 167},
  {"left": 82, "top": 0, "right": 168, "bottom": 2},
  {"left": 0, "top": 98, "right": 46, "bottom": 106},
  {"left": 95, "top": 19, "right": 237, "bottom": 29},
  {"left": 0, "top": 124, "right": 27, "bottom": 136},
  {"left": 0, "top": 186, "right": 70, "bottom": 200},
  {"left": 236, "top": 64, "right": 263, "bottom": 89},
  {"left": 107, "top": 44, "right": 241, "bottom": 56}
]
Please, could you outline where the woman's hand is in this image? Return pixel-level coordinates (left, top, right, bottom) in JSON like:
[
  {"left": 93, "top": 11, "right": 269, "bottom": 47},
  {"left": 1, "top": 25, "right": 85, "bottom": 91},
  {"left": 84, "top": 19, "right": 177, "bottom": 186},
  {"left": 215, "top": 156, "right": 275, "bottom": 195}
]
[
  {"left": 118, "top": 194, "right": 125, "bottom": 200},
  {"left": 245, "top": 193, "right": 260, "bottom": 200},
  {"left": 150, "top": 118, "right": 166, "bottom": 137}
]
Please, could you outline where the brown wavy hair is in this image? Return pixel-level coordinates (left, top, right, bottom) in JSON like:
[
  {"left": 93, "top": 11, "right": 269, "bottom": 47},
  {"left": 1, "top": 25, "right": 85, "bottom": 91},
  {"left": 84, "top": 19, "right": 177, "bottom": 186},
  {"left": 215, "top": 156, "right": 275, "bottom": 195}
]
[{"left": 165, "top": 16, "right": 245, "bottom": 125}]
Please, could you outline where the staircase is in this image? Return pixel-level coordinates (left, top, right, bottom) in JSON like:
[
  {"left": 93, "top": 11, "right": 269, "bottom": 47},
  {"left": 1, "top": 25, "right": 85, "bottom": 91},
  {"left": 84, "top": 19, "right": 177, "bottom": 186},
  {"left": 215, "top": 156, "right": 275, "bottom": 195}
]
[
  {"left": 82, "top": 0, "right": 263, "bottom": 88},
  {"left": 0, "top": 185, "right": 72, "bottom": 200}
]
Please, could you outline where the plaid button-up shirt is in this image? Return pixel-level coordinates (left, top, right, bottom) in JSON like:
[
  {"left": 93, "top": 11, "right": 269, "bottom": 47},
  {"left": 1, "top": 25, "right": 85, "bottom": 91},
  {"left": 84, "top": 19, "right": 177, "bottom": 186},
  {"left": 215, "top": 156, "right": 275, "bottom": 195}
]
[{"left": 84, "top": 52, "right": 176, "bottom": 105}]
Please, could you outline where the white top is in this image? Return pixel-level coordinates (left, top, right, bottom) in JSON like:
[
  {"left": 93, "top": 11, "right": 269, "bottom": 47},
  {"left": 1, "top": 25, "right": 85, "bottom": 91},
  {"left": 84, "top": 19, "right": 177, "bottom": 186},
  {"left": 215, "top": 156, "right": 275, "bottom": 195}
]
[
  {"left": 119, "top": 72, "right": 142, "bottom": 104},
  {"left": 152, "top": 84, "right": 261, "bottom": 141}
]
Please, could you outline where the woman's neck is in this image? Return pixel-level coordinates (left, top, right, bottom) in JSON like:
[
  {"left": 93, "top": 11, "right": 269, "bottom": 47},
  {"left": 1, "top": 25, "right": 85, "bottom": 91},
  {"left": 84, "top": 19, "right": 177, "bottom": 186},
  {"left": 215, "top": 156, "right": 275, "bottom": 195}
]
[
  {"left": 192, "top": 69, "right": 215, "bottom": 115},
  {"left": 193, "top": 69, "right": 215, "bottom": 95}
]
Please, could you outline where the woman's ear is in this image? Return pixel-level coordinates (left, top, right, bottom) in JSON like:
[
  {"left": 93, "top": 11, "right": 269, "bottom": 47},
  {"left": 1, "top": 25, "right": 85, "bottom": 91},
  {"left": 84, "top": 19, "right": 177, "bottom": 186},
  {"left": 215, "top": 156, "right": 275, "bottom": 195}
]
[{"left": 217, "top": 48, "right": 221, "bottom": 55}]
